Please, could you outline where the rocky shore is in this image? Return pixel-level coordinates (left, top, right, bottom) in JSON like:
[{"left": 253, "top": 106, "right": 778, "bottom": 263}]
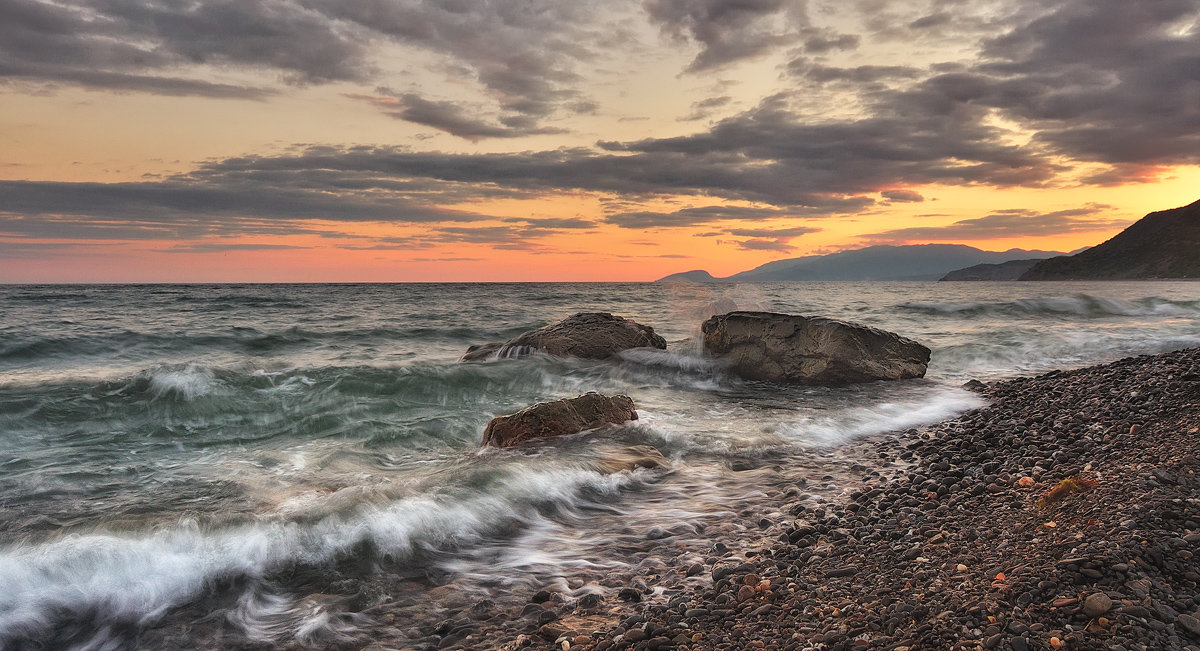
[{"left": 492, "top": 347, "right": 1200, "bottom": 651}]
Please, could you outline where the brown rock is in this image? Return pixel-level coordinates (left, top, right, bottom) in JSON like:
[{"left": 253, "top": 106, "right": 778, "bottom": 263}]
[
  {"left": 462, "top": 312, "right": 666, "bottom": 361},
  {"left": 737, "top": 584, "right": 757, "bottom": 603},
  {"left": 1083, "top": 592, "right": 1113, "bottom": 618},
  {"left": 701, "top": 311, "right": 930, "bottom": 385},
  {"left": 481, "top": 393, "right": 638, "bottom": 448}
]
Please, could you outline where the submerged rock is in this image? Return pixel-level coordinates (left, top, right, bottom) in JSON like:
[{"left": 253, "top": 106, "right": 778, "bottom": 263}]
[
  {"left": 462, "top": 312, "right": 666, "bottom": 361},
  {"left": 481, "top": 392, "right": 638, "bottom": 448},
  {"left": 701, "top": 311, "right": 931, "bottom": 385}
]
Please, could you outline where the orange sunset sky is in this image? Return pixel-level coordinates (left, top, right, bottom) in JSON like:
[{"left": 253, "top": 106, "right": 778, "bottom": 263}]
[{"left": 2, "top": 0, "right": 1199, "bottom": 282}]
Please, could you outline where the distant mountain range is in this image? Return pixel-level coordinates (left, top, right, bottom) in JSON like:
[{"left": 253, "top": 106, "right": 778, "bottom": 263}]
[
  {"left": 1020, "top": 199, "right": 1200, "bottom": 280},
  {"left": 939, "top": 259, "right": 1047, "bottom": 281},
  {"left": 656, "top": 244, "right": 1067, "bottom": 282}
]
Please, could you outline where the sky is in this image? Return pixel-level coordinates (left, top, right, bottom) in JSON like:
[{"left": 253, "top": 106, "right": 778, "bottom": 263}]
[{"left": 2, "top": 0, "right": 1199, "bottom": 282}]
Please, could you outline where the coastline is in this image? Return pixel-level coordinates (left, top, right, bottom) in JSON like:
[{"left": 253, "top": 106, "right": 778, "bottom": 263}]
[{"left": 489, "top": 346, "right": 1200, "bottom": 651}]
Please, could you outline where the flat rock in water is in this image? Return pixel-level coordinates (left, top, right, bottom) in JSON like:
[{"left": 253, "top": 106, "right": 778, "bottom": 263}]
[
  {"left": 701, "top": 311, "right": 931, "bottom": 385},
  {"left": 462, "top": 312, "right": 666, "bottom": 361},
  {"left": 481, "top": 392, "right": 638, "bottom": 448}
]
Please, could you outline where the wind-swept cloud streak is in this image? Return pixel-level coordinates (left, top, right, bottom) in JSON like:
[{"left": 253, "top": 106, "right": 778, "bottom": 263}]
[{"left": 861, "top": 205, "right": 1131, "bottom": 242}]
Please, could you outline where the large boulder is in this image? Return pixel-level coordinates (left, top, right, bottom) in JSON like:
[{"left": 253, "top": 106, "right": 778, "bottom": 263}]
[
  {"left": 462, "top": 312, "right": 666, "bottom": 361},
  {"left": 481, "top": 393, "right": 638, "bottom": 448},
  {"left": 701, "top": 311, "right": 931, "bottom": 385}
]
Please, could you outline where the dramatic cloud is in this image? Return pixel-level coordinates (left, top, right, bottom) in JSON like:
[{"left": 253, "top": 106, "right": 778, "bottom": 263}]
[
  {"left": 682, "top": 95, "right": 734, "bottom": 121},
  {"left": 861, "top": 204, "right": 1130, "bottom": 241},
  {"left": 167, "top": 243, "right": 310, "bottom": 253},
  {"left": 0, "top": 177, "right": 497, "bottom": 241},
  {"left": 606, "top": 205, "right": 845, "bottom": 229},
  {"left": 800, "top": 30, "right": 860, "bottom": 53},
  {"left": 719, "top": 224, "right": 818, "bottom": 251},
  {"left": 1, "top": 0, "right": 615, "bottom": 134},
  {"left": 313, "top": 1, "right": 609, "bottom": 130},
  {"left": 881, "top": 189, "right": 925, "bottom": 202},
  {"left": 0, "top": 0, "right": 367, "bottom": 95},
  {"left": 793, "top": 62, "right": 923, "bottom": 84},
  {"left": 894, "top": 0, "right": 1200, "bottom": 169},
  {"left": 644, "top": 0, "right": 806, "bottom": 71},
  {"left": 726, "top": 226, "right": 819, "bottom": 237},
  {"left": 736, "top": 238, "right": 796, "bottom": 251},
  {"left": 3, "top": 0, "right": 1198, "bottom": 264},
  {"left": 348, "top": 91, "right": 566, "bottom": 140}
]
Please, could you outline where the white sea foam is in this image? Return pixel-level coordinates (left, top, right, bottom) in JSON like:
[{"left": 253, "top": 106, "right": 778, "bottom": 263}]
[
  {"left": 145, "top": 364, "right": 218, "bottom": 401},
  {"left": 0, "top": 465, "right": 643, "bottom": 646},
  {"left": 776, "top": 387, "right": 987, "bottom": 447}
]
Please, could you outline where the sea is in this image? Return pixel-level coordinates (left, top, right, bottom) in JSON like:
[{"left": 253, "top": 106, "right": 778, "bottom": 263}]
[{"left": 1, "top": 281, "right": 1198, "bottom": 649}]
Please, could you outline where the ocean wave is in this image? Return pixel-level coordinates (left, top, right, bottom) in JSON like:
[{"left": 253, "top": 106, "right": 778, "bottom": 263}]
[
  {"left": 0, "top": 324, "right": 479, "bottom": 368},
  {"left": 775, "top": 386, "right": 987, "bottom": 446},
  {"left": 146, "top": 364, "right": 219, "bottom": 401},
  {"left": 901, "top": 294, "right": 1200, "bottom": 318},
  {"left": 0, "top": 465, "right": 650, "bottom": 648}
]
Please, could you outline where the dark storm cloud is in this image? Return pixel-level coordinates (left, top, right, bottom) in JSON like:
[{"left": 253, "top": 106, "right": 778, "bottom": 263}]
[
  {"left": 644, "top": 0, "right": 805, "bottom": 71},
  {"left": 861, "top": 205, "right": 1129, "bottom": 241}
]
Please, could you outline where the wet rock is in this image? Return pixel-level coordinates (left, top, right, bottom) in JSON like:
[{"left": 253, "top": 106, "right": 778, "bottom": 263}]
[
  {"left": 700, "top": 311, "right": 930, "bottom": 385},
  {"left": 618, "top": 588, "right": 642, "bottom": 603},
  {"left": 481, "top": 393, "right": 637, "bottom": 447},
  {"left": 462, "top": 312, "right": 666, "bottom": 361}
]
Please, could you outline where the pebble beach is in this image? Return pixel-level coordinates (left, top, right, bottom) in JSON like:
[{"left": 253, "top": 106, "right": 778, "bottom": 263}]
[{"left": 479, "top": 346, "right": 1200, "bottom": 651}]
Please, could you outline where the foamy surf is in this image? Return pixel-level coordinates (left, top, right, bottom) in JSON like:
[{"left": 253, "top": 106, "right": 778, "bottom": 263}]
[
  {"left": 775, "top": 386, "right": 988, "bottom": 447},
  {"left": 0, "top": 465, "right": 651, "bottom": 648}
]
